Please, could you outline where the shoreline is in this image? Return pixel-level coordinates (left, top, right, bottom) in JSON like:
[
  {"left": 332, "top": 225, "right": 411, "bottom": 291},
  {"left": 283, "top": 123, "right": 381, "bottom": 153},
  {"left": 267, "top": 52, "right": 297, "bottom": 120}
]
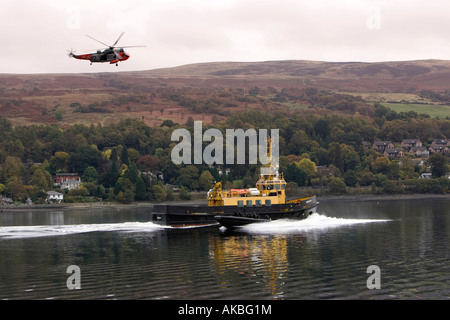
[
  {"left": 316, "top": 193, "right": 449, "bottom": 203},
  {"left": 0, "top": 193, "right": 448, "bottom": 213}
]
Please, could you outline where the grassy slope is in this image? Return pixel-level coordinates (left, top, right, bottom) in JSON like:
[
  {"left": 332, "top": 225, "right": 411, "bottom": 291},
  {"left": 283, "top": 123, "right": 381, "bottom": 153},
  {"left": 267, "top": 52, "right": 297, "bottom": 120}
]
[
  {"left": 2, "top": 59, "right": 450, "bottom": 126},
  {"left": 381, "top": 103, "right": 450, "bottom": 118}
]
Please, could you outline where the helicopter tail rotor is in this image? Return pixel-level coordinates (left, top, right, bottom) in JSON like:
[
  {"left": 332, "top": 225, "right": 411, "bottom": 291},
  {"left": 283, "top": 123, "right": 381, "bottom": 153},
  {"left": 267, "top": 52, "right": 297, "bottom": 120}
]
[{"left": 67, "top": 48, "right": 77, "bottom": 58}]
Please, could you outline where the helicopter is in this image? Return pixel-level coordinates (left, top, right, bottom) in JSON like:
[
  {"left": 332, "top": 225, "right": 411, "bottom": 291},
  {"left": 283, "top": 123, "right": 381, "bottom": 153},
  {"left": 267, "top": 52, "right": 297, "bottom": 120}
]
[{"left": 68, "top": 32, "right": 145, "bottom": 66}]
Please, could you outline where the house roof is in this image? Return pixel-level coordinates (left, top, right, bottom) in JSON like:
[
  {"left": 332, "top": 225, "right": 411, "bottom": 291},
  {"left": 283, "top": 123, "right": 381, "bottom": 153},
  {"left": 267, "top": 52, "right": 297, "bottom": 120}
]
[
  {"left": 61, "top": 179, "right": 81, "bottom": 184},
  {"left": 429, "top": 145, "right": 448, "bottom": 151},
  {"left": 373, "top": 141, "right": 392, "bottom": 145},
  {"left": 384, "top": 148, "right": 404, "bottom": 154},
  {"left": 410, "top": 147, "right": 428, "bottom": 152},
  {"left": 402, "top": 139, "right": 421, "bottom": 144},
  {"left": 47, "top": 191, "right": 63, "bottom": 195},
  {"left": 433, "top": 139, "right": 449, "bottom": 144}
]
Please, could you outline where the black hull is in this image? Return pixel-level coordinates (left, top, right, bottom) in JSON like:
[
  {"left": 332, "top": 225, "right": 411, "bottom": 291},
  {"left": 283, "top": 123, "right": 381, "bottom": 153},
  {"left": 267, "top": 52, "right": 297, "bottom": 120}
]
[
  {"left": 151, "top": 196, "right": 318, "bottom": 227},
  {"left": 214, "top": 203, "right": 317, "bottom": 229}
]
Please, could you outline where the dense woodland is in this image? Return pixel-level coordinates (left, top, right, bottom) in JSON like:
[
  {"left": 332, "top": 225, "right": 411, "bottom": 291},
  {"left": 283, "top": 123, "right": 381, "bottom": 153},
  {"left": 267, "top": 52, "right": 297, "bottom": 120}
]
[{"left": 0, "top": 87, "right": 449, "bottom": 204}]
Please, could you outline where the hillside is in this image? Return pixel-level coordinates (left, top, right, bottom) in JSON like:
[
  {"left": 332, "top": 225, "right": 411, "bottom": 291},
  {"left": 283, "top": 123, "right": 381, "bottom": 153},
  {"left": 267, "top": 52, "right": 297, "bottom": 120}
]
[{"left": 1, "top": 59, "right": 450, "bottom": 126}]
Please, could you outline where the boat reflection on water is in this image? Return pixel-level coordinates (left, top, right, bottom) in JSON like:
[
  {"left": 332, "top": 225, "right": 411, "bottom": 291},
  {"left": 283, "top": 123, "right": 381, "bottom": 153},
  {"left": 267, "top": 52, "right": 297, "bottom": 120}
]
[{"left": 209, "top": 234, "right": 293, "bottom": 298}]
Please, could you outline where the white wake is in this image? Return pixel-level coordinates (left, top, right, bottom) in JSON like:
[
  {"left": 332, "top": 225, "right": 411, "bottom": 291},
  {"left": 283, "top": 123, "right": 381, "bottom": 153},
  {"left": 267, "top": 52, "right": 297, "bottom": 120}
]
[
  {"left": 239, "top": 213, "right": 392, "bottom": 234},
  {"left": 0, "top": 222, "right": 164, "bottom": 239}
]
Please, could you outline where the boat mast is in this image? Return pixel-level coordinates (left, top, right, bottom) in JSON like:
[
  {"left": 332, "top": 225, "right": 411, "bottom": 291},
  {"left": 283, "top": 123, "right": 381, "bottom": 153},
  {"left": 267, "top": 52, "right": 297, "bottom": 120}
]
[{"left": 260, "top": 136, "right": 281, "bottom": 181}]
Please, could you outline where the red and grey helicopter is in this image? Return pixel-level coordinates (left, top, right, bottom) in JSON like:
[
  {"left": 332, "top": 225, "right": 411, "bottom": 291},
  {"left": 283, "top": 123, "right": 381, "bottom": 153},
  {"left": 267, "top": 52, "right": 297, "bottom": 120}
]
[{"left": 68, "top": 32, "right": 145, "bottom": 66}]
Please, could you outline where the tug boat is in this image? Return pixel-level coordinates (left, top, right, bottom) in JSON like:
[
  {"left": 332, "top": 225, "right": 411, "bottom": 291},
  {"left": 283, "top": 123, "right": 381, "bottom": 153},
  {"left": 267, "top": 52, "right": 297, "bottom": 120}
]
[{"left": 151, "top": 139, "right": 318, "bottom": 228}]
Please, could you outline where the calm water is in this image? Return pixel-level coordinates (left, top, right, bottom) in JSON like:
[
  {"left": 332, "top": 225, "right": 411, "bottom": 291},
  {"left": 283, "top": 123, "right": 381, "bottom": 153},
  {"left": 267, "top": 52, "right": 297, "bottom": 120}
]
[{"left": 0, "top": 198, "right": 449, "bottom": 300}]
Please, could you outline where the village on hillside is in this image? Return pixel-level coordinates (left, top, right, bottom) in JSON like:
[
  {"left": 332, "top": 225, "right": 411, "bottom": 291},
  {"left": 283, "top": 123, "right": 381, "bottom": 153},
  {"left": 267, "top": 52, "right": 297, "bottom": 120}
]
[{"left": 368, "top": 138, "right": 449, "bottom": 164}]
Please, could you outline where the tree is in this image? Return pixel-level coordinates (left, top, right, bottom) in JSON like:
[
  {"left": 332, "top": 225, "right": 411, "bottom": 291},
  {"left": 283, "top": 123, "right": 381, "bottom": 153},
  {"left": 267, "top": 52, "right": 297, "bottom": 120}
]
[
  {"left": 296, "top": 158, "right": 317, "bottom": 179},
  {"left": 428, "top": 153, "right": 449, "bottom": 178},
  {"left": 115, "top": 191, "right": 126, "bottom": 203},
  {"left": 69, "top": 145, "right": 100, "bottom": 174},
  {"left": 3, "top": 156, "right": 24, "bottom": 180},
  {"left": 371, "top": 156, "right": 391, "bottom": 175},
  {"left": 286, "top": 130, "right": 311, "bottom": 155},
  {"left": 135, "top": 175, "right": 147, "bottom": 200},
  {"left": 137, "top": 155, "right": 159, "bottom": 171},
  {"left": 199, "top": 170, "right": 215, "bottom": 190},
  {"left": 357, "top": 170, "right": 373, "bottom": 186},
  {"left": 50, "top": 151, "right": 70, "bottom": 172},
  {"left": 399, "top": 157, "right": 417, "bottom": 180},
  {"left": 124, "top": 164, "right": 139, "bottom": 184},
  {"left": 82, "top": 182, "right": 97, "bottom": 195},
  {"left": 328, "top": 143, "right": 344, "bottom": 173},
  {"left": 102, "top": 159, "right": 120, "bottom": 188},
  {"left": 314, "top": 119, "right": 331, "bottom": 141},
  {"left": 124, "top": 189, "right": 135, "bottom": 203},
  {"left": 30, "top": 166, "right": 53, "bottom": 191},
  {"left": 54, "top": 110, "right": 63, "bottom": 121},
  {"left": 31, "top": 140, "right": 45, "bottom": 163},
  {"left": 177, "top": 165, "right": 200, "bottom": 190},
  {"left": 6, "top": 177, "right": 27, "bottom": 201},
  {"left": 179, "top": 186, "right": 192, "bottom": 200},
  {"left": 161, "top": 161, "right": 179, "bottom": 184},
  {"left": 82, "top": 166, "right": 99, "bottom": 184},
  {"left": 150, "top": 184, "right": 167, "bottom": 202},
  {"left": 328, "top": 177, "right": 346, "bottom": 194},
  {"left": 8, "top": 139, "right": 24, "bottom": 159},
  {"left": 382, "top": 180, "right": 401, "bottom": 194},
  {"left": 121, "top": 146, "right": 130, "bottom": 166},
  {"left": 343, "top": 170, "right": 358, "bottom": 187},
  {"left": 128, "top": 148, "right": 140, "bottom": 162},
  {"left": 285, "top": 163, "right": 307, "bottom": 186},
  {"left": 114, "top": 177, "right": 135, "bottom": 195}
]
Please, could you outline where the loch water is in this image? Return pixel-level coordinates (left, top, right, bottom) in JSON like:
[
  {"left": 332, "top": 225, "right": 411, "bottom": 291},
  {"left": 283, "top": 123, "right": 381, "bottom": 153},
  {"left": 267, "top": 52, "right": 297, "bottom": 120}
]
[{"left": 0, "top": 197, "right": 449, "bottom": 300}]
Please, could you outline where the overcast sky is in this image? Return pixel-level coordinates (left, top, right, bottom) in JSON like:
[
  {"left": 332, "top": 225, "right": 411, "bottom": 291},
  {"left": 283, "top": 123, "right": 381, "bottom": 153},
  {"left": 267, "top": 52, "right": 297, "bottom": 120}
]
[{"left": 1, "top": 0, "right": 449, "bottom": 74}]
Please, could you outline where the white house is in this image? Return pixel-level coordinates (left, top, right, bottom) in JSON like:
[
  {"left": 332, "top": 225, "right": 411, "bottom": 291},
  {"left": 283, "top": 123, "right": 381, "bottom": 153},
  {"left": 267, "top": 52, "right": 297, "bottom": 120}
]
[
  {"left": 47, "top": 191, "right": 63, "bottom": 203},
  {"left": 60, "top": 179, "right": 81, "bottom": 190}
]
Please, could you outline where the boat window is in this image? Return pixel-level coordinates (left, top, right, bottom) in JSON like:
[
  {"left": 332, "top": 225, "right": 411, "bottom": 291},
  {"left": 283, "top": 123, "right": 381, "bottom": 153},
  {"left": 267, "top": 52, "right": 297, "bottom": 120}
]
[
  {"left": 267, "top": 184, "right": 273, "bottom": 190},
  {"left": 237, "top": 200, "right": 244, "bottom": 207},
  {"left": 275, "top": 184, "right": 280, "bottom": 190},
  {"left": 246, "top": 200, "right": 253, "bottom": 207},
  {"left": 265, "top": 199, "right": 271, "bottom": 206},
  {"left": 281, "top": 184, "right": 286, "bottom": 190},
  {"left": 255, "top": 200, "right": 262, "bottom": 207}
]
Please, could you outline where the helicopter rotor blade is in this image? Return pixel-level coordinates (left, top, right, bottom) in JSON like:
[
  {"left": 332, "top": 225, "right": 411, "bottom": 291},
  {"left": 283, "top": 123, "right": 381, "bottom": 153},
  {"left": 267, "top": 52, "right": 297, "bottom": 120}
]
[
  {"left": 118, "top": 45, "right": 146, "bottom": 49},
  {"left": 85, "top": 34, "right": 110, "bottom": 48},
  {"left": 112, "top": 32, "right": 125, "bottom": 47}
]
